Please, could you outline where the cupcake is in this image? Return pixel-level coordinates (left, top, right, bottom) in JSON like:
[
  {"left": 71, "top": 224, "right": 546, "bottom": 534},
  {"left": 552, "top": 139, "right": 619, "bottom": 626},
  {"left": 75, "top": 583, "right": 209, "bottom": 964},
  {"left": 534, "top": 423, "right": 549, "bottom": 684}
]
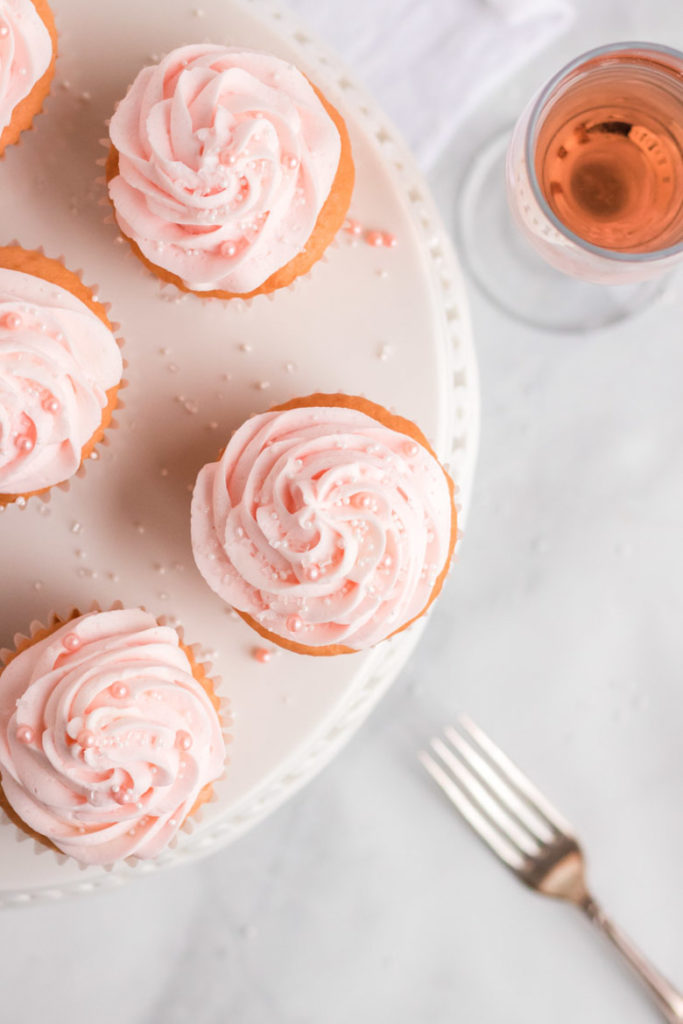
[
  {"left": 0, "top": 245, "right": 123, "bottom": 506},
  {"left": 0, "top": 0, "right": 57, "bottom": 157},
  {"left": 191, "top": 394, "right": 458, "bottom": 656},
  {"left": 0, "top": 607, "right": 226, "bottom": 866},
  {"left": 106, "top": 44, "right": 354, "bottom": 299}
]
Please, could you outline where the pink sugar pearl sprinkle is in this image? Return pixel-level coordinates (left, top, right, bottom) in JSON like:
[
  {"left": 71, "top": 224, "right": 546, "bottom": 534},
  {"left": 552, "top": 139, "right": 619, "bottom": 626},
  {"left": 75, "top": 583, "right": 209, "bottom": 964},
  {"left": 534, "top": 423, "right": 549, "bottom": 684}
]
[
  {"left": 175, "top": 729, "right": 193, "bottom": 750},
  {"left": 365, "top": 229, "right": 397, "bottom": 248}
]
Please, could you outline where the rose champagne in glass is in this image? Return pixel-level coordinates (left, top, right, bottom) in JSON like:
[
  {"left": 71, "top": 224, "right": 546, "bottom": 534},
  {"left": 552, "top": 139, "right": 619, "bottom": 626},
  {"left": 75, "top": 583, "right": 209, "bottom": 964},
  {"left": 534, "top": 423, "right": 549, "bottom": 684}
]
[{"left": 459, "top": 43, "right": 683, "bottom": 331}]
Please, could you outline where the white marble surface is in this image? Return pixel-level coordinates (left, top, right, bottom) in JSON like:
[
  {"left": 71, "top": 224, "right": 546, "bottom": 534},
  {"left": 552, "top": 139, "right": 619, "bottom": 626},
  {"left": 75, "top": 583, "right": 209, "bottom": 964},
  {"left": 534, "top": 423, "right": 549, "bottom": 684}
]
[{"left": 1, "top": 0, "right": 682, "bottom": 1021}]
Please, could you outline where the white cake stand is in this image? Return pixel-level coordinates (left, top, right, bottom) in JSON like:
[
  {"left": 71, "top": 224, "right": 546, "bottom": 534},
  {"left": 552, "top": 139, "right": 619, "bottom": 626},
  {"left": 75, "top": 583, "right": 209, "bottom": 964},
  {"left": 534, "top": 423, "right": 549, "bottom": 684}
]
[{"left": 0, "top": 0, "right": 479, "bottom": 905}]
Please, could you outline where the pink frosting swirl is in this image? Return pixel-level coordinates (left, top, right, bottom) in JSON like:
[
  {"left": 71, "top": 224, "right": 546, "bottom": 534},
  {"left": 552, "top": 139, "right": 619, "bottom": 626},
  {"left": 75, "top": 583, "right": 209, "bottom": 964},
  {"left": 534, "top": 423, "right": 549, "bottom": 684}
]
[
  {"left": 0, "top": 267, "right": 122, "bottom": 496},
  {"left": 0, "top": 609, "right": 226, "bottom": 865},
  {"left": 0, "top": 0, "right": 52, "bottom": 134},
  {"left": 108, "top": 44, "right": 342, "bottom": 294},
  {"left": 191, "top": 404, "right": 455, "bottom": 651}
]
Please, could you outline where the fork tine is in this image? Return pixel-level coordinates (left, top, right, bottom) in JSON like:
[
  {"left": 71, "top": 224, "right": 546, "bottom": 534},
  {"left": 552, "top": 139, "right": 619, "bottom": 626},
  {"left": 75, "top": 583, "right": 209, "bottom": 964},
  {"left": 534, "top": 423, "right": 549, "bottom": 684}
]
[
  {"left": 458, "top": 715, "right": 576, "bottom": 837},
  {"left": 418, "top": 750, "right": 527, "bottom": 872},
  {"left": 430, "top": 737, "right": 541, "bottom": 857},
  {"left": 444, "top": 725, "right": 555, "bottom": 844}
]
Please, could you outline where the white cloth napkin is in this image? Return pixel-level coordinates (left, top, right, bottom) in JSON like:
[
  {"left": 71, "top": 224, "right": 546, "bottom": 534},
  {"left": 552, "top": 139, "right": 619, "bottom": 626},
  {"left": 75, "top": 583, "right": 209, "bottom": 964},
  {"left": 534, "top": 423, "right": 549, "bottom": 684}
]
[{"left": 286, "top": 0, "right": 574, "bottom": 168}]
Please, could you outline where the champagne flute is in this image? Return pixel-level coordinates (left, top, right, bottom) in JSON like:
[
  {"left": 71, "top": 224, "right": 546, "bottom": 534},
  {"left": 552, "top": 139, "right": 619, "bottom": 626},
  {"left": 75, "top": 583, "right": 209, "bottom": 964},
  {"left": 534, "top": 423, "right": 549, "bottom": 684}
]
[{"left": 458, "top": 42, "right": 683, "bottom": 332}]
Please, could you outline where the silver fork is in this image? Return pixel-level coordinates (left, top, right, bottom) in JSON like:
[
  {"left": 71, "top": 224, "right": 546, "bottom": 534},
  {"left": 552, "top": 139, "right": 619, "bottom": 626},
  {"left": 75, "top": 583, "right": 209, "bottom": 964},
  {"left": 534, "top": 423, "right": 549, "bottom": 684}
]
[{"left": 419, "top": 716, "right": 683, "bottom": 1023}]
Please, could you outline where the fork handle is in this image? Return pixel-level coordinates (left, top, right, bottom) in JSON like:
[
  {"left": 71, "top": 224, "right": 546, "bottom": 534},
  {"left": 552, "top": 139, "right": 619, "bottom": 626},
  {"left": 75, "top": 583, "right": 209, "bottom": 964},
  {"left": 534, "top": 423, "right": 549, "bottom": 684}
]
[{"left": 581, "top": 896, "right": 683, "bottom": 1023}]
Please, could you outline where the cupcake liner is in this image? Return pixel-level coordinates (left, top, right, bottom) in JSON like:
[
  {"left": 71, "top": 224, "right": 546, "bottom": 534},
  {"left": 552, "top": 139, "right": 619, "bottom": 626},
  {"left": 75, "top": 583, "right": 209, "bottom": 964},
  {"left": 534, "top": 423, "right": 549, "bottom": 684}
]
[
  {"left": 0, "top": 243, "right": 128, "bottom": 509},
  {"left": 0, "top": 601, "right": 231, "bottom": 870}
]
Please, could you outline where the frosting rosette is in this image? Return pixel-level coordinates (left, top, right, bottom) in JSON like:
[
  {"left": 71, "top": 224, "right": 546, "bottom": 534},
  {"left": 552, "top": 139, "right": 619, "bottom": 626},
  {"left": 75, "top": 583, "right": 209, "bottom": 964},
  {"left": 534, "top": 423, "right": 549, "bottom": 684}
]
[
  {"left": 0, "top": 266, "right": 122, "bottom": 497},
  {"left": 191, "top": 398, "right": 457, "bottom": 653},
  {"left": 107, "top": 44, "right": 345, "bottom": 294},
  {"left": 0, "top": 609, "right": 226, "bottom": 865},
  {"left": 0, "top": 0, "right": 52, "bottom": 134}
]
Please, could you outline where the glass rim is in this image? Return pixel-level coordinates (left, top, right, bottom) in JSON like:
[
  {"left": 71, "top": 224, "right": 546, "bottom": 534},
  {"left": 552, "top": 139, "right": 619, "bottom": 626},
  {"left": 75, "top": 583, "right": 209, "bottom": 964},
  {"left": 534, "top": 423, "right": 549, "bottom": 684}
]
[{"left": 524, "top": 41, "right": 683, "bottom": 264}]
